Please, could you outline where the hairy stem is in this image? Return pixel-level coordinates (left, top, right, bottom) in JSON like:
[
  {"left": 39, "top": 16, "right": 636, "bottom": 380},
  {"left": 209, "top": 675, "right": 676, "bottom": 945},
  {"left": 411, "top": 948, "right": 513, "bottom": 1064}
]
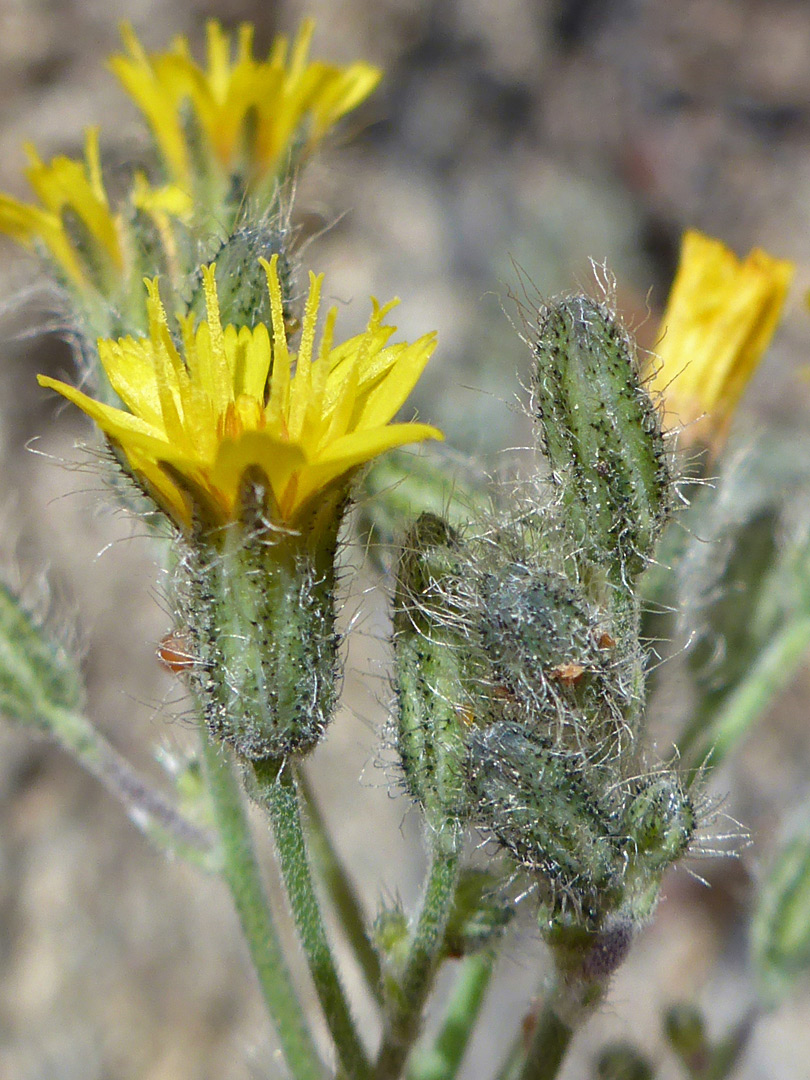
[
  {"left": 299, "top": 767, "right": 384, "bottom": 1007},
  {"left": 504, "top": 971, "right": 605, "bottom": 1080},
  {"left": 253, "top": 759, "right": 372, "bottom": 1080},
  {"left": 517, "top": 1000, "right": 573, "bottom": 1080},
  {"left": 200, "top": 733, "right": 322, "bottom": 1080},
  {"left": 374, "top": 838, "right": 462, "bottom": 1080},
  {"left": 407, "top": 951, "right": 495, "bottom": 1080}
]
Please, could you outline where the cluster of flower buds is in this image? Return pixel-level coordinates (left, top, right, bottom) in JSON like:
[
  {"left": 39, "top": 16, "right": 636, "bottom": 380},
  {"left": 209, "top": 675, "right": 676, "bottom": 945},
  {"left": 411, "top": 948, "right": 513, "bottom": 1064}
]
[{"left": 393, "top": 293, "right": 695, "bottom": 962}]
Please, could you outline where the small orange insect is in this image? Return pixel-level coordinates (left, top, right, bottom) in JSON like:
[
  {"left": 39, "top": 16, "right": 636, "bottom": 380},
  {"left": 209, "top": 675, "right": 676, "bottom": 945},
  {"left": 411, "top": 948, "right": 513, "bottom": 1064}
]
[
  {"left": 157, "top": 630, "right": 197, "bottom": 673},
  {"left": 548, "top": 661, "right": 587, "bottom": 686}
]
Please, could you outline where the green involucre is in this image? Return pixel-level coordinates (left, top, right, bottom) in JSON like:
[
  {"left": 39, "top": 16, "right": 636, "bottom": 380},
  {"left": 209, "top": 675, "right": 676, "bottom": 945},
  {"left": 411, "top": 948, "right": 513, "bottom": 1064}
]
[
  {"left": 466, "top": 721, "right": 624, "bottom": 912},
  {"left": 532, "top": 296, "right": 672, "bottom": 580},
  {"left": 178, "top": 479, "right": 341, "bottom": 761},
  {"left": 394, "top": 514, "right": 479, "bottom": 831}
]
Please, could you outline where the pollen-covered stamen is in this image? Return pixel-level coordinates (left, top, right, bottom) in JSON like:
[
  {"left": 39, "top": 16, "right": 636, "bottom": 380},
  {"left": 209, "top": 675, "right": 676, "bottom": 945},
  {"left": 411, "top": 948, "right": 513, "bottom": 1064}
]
[{"left": 288, "top": 270, "right": 324, "bottom": 442}]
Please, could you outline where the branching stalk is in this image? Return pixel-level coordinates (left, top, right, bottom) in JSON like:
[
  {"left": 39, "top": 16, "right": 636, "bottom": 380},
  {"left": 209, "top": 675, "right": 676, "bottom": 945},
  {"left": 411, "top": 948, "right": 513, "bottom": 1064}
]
[
  {"left": 407, "top": 950, "right": 495, "bottom": 1080},
  {"left": 253, "top": 759, "right": 372, "bottom": 1080},
  {"left": 299, "top": 767, "right": 384, "bottom": 1007},
  {"left": 374, "top": 837, "right": 462, "bottom": 1080},
  {"left": 505, "top": 972, "right": 606, "bottom": 1080},
  {"left": 679, "top": 616, "right": 810, "bottom": 776},
  {"left": 200, "top": 732, "right": 323, "bottom": 1080},
  {"left": 517, "top": 1000, "right": 574, "bottom": 1080},
  {"left": 47, "top": 705, "right": 216, "bottom": 868}
]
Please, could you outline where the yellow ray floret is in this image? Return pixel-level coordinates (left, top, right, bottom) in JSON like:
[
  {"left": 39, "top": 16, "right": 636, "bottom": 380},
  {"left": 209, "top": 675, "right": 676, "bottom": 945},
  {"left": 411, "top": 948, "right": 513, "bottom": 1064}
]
[
  {"left": 0, "top": 129, "right": 123, "bottom": 291},
  {"left": 109, "top": 18, "right": 382, "bottom": 188},
  {"left": 38, "top": 256, "right": 442, "bottom": 531},
  {"left": 650, "top": 229, "right": 794, "bottom": 449}
]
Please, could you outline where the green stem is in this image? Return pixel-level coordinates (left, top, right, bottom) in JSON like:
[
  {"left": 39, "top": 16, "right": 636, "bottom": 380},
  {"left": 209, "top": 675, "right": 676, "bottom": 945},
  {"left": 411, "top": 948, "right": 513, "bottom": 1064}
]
[
  {"left": 200, "top": 733, "right": 322, "bottom": 1080},
  {"left": 679, "top": 616, "right": 810, "bottom": 775},
  {"left": 496, "top": 1033, "right": 524, "bottom": 1080},
  {"left": 500, "top": 970, "right": 605, "bottom": 1080},
  {"left": 517, "top": 1001, "right": 573, "bottom": 1080},
  {"left": 374, "top": 839, "right": 462, "bottom": 1080},
  {"left": 299, "top": 768, "right": 384, "bottom": 1007},
  {"left": 253, "top": 759, "right": 372, "bottom": 1080},
  {"left": 407, "top": 951, "right": 495, "bottom": 1080}
]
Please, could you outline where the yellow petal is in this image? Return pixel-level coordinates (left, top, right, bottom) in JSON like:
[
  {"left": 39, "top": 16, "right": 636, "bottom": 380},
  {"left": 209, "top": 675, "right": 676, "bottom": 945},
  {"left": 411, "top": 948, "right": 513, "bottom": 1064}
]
[
  {"left": 0, "top": 195, "right": 86, "bottom": 286},
  {"left": 38, "top": 374, "right": 172, "bottom": 451},
  {"left": 98, "top": 337, "right": 164, "bottom": 424},
  {"left": 291, "top": 422, "right": 443, "bottom": 516},
  {"left": 110, "top": 19, "right": 381, "bottom": 191},
  {"left": 109, "top": 23, "right": 190, "bottom": 183},
  {"left": 309, "top": 64, "right": 383, "bottom": 135},
  {"left": 131, "top": 174, "right": 193, "bottom": 218},
  {"left": 126, "top": 448, "right": 192, "bottom": 528},
  {"left": 209, "top": 430, "right": 308, "bottom": 515},
  {"left": 38, "top": 261, "right": 441, "bottom": 533},
  {"left": 24, "top": 132, "right": 122, "bottom": 270},
  {"left": 348, "top": 334, "right": 438, "bottom": 431},
  {"left": 317, "top": 422, "right": 444, "bottom": 466},
  {"left": 651, "top": 229, "right": 793, "bottom": 448},
  {"left": 235, "top": 322, "right": 272, "bottom": 402}
]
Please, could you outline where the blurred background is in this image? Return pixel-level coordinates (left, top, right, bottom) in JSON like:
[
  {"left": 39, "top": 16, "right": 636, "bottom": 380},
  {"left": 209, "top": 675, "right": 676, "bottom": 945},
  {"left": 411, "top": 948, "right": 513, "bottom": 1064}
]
[{"left": 2, "top": 0, "right": 810, "bottom": 1077}]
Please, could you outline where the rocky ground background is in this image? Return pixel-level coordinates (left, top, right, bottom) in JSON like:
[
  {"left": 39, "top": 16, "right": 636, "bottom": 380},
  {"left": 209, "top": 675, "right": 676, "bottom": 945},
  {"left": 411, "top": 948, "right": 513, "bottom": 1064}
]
[{"left": 1, "top": 0, "right": 810, "bottom": 1077}]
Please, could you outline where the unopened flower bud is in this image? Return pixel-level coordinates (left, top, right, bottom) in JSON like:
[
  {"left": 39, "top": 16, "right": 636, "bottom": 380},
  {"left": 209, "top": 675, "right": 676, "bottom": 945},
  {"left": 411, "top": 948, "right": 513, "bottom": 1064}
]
[
  {"left": 466, "top": 720, "right": 623, "bottom": 913},
  {"left": 664, "top": 1003, "right": 708, "bottom": 1065},
  {"left": 597, "top": 1043, "right": 654, "bottom": 1080},
  {"left": 477, "top": 560, "right": 639, "bottom": 761},
  {"left": 532, "top": 296, "right": 672, "bottom": 580},
  {"left": 443, "top": 869, "right": 513, "bottom": 956},
  {"left": 394, "top": 513, "right": 482, "bottom": 838},
  {"left": 622, "top": 773, "right": 695, "bottom": 873},
  {"left": 187, "top": 223, "right": 297, "bottom": 331}
]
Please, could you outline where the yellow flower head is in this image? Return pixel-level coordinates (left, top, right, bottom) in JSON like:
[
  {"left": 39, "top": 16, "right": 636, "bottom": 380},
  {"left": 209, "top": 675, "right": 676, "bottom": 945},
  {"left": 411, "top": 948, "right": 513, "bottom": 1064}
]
[
  {"left": 650, "top": 229, "right": 794, "bottom": 449},
  {"left": 38, "top": 256, "right": 442, "bottom": 532},
  {"left": 0, "top": 128, "right": 123, "bottom": 293},
  {"left": 109, "top": 18, "right": 381, "bottom": 193}
]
